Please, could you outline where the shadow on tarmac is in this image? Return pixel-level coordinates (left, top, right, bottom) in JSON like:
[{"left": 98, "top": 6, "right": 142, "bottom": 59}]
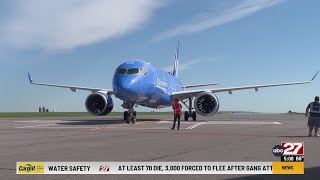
[
  {"left": 228, "top": 166, "right": 319, "bottom": 180},
  {"left": 56, "top": 118, "right": 165, "bottom": 126}
]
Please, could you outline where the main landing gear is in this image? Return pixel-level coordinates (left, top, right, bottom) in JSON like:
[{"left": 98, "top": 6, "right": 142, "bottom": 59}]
[
  {"left": 124, "top": 110, "right": 136, "bottom": 124},
  {"left": 122, "top": 101, "right": 136, "bottom": 124},
  {"left": 181, "top": 97, "right": 197, "bottom": 121}
]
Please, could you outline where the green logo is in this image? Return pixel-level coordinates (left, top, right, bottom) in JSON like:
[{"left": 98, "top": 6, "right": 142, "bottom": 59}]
[{"left": 19, "top": 164, "right": 35, "bottom": 172}]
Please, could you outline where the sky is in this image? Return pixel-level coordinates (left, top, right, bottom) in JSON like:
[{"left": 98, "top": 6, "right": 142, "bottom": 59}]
[{"left": 0, "top": 0, "right": 319, "bottom": 113}]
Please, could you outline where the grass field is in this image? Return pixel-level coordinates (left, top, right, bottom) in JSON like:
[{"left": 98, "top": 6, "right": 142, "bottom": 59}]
[{"left": 0, "top": 112, "right": 172, "bottom": 118}]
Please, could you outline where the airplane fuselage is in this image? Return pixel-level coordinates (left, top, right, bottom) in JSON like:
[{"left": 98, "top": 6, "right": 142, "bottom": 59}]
[{"left": 112, "top": 60, "right": 184, "bottom": 108}]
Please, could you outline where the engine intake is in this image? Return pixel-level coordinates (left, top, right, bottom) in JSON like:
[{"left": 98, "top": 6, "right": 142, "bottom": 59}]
[
  {"left": 194, "top": 92, "right": 219, "bottom": 116},
  {"left": 85, "top": 92, "right": 113, "bottom": 116}
]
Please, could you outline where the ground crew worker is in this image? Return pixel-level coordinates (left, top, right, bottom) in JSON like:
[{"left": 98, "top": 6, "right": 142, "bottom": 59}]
[
  {"left": 172, "top": 98, "right": 182, "bottom": 130},
  {"left": 305, "top": 96, "right": 320, "bottom": 137}
]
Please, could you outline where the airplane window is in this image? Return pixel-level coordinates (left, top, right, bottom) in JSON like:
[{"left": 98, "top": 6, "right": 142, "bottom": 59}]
[
  {"left": 127, "top": 68, "right": 139, "bottom": 74},
  {"left": 139, "top": 68, "right": 147, "bottom": 75},
  {"left": 116, "top": 68, "right": 127, "bottom": 74}
]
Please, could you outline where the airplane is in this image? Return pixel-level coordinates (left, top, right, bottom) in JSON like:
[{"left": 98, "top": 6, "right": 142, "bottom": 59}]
[{"left": 28, "top": 41, "right": 319, "bottom": 124}]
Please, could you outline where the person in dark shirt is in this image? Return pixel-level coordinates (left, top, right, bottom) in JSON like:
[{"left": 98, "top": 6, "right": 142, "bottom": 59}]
[{"left": 305, "top": 96, "right": 320, "bottom": 137}]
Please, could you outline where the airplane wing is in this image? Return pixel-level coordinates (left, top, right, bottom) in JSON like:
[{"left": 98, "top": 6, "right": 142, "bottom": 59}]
[
  {"left": 173, "top": 71, "right": 319, "bottom": 100},
  {"left": 183, "top": 83, "right": 220, "bottom": 88},
  {"left": 28, "top": 73, "right": 113, "bottom": 94}
]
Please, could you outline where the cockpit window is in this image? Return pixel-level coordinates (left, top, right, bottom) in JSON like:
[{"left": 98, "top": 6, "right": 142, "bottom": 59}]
[
  {"left": 139, "top": 68, "right": 147, "bottom": 75},
  {"left": 116, "top": 68, "right": 127, "bottom": 75},
  {"left": 127, "top": 68, "right": 139, "bottom": 74}
]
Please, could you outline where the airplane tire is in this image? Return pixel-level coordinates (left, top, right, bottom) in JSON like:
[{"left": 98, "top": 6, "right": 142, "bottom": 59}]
[
  {"left": 131, "top": 111, "right": 137, "bottom": 124},
  {"left": 124, "top": 111, "right": 130, "bottom": 124},
  {"left": 131, "top": 115, "right": 136, "bottom": 124},
  {"left": 192, "top": 111, "right": 197, "bottom": 121},
  {"left": 184, "top": 111, "right": 189, "bottom": 121}
]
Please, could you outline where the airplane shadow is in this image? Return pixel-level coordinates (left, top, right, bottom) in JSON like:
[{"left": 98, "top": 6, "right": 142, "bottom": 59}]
[
  {"left": 56, "top": 118, "right": 166, "bottom": 126},
  {"left": 228, "top": 166, "right": 319, "bottom": 180}
]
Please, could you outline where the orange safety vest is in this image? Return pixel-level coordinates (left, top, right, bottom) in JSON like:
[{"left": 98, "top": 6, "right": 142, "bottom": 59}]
[{"left": 173, "top": 102, "right": 182, "bottom": 115}]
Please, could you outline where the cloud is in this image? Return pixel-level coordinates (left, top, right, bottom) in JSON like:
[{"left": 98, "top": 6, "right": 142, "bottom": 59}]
[
  {"left": 0, "top": 0, "right": 164, "bottom": 50},
  {"left": 163, "top": 58, "right": 214, "bottom": 72},
  {"left": 153, "top": 0, "right": 284, "bottom": 42}
]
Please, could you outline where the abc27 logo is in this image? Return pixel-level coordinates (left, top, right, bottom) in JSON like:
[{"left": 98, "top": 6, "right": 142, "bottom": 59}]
[{"left": 272, "top": 142, "right": 304, "bottom": 162}]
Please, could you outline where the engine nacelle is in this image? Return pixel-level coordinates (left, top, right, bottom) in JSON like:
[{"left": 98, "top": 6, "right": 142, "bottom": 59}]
[
  {"left": 85, "top": 92, "right": 113, "bottom": 116},
  {"left": 194, "top": 92, "right": 219, "bottom": 116}
]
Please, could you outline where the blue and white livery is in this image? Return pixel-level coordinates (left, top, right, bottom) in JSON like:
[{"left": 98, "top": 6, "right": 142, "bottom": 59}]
[{"left": 28, "top": 42, "right": 319, "bottom": 123}]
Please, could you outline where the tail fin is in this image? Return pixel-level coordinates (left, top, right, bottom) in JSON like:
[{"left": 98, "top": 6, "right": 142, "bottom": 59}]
[{"left": 172, "top": 41, "right": 179, "bottom": 77}]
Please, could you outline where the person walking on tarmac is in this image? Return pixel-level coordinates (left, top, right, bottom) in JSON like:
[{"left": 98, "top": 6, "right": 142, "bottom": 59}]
[
  {"left": 172, "top": 98, "right": 182, "bottom": 130},
  {"left": 305, "top": 96, "right": 320, "bottom": 137}
]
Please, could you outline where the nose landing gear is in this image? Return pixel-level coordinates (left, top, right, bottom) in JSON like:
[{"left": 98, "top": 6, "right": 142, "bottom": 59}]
[{"left": 122, "top": 101, "right": 137, "bottom": 124}]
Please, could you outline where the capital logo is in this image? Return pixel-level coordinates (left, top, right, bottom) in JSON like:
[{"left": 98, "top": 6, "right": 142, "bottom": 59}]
[
  {"left": 17, "top": 162, "right": 44, "bottom": 174},
  {"left": 19, "top": 164, "right": 35, "bottom": 172}
]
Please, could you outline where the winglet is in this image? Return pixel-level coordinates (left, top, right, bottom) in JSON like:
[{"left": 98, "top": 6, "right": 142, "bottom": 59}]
[
  {"left": 27, "top": 73, "right": 33, "bottom": 84},
  {"left": 311, "top": 70, "right": 319, "bottom": 81}
]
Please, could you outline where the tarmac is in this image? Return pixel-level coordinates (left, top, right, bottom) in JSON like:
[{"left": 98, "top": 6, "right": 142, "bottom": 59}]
[{"left": 0, "top": 113, "right": 319, "bottom": 180}]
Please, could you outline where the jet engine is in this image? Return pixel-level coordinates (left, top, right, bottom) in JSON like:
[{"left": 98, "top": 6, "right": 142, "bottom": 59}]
[
  {"left": 85, "top": 92, "right": 113, "bottom": 116},
  {"left": 194, "top": 92, "right": 219, "bottom": 116}
]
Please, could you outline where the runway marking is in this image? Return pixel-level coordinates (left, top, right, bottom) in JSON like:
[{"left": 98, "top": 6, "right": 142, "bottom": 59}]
[
  {"left": 187, "top": 122, "right": 206, "bottom": 129},
  {"left": 21, "top": 126, "right": 96, "bottom": 129},
  {"left": 16, "top": 124, "right": 58, "bottom": 128},
  {"left": 205, "top": 121, "right": 282, "bottom": 125},
  {"left": 158, "top": 121, "right": 200, "bottom": 124},
  {"left": 99, "top": 127, "right": 173, "bottom": 130},
  {"left": 90, "top": 122, "right": 145, "bottom": 130},
  {"left": 12, "top": 120, "right": 282, "bottom": 130},
  {"left": 157, "top": 120, "right": 281, "bottom": 126},
  {"left": 14, "top": 120, "right": 66, "bottom": 123},
  {"left": 135, "top": 122, "right": 145, "bottom": 125},
  {"left": 157, "top": 121, "right": 170, "bottom": 123}
]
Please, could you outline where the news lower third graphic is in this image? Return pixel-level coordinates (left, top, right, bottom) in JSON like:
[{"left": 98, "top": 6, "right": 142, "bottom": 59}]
[
  {"left": 16, "top": 141, "right": 304, "bottom": 175},
  {"left": 16, "top": 161, "right": 304, "bottom": 174}
]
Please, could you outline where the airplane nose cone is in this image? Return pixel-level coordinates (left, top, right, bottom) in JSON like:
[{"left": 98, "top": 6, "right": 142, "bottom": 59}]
[
  {"left": 119, "top": 78, "right": 130, "bottom": 89},
  {"left": 113, "top": 75, "right": 141, "bottom": 102},
  {"left": 117, "top": 77, "right": 138, "bottom": 94}
]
